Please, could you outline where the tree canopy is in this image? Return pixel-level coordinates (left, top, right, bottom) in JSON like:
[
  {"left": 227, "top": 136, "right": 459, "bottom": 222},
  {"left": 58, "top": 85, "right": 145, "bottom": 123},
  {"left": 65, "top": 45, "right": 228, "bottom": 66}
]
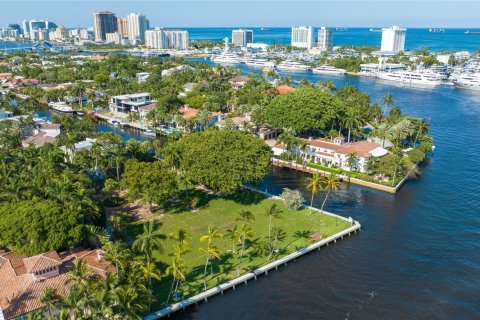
[
  {"left": 265, "top": 87, "right": 343, "bottom": 133},
  {"left": 171, "top": 129, "right": 272, "bottom": 193},
  {"left": 0, "top": 200, "right": 84, "bottom": 255}
]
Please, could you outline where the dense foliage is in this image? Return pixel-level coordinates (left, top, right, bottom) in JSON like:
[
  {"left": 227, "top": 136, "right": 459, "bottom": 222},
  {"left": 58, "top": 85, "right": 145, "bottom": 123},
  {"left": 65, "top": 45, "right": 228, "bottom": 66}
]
[
  {"left": 0, "top": 200, "right": 84, "bottom": 255},
  {"left": 170, "top": 129, "right": 272, "bottom": 193}
]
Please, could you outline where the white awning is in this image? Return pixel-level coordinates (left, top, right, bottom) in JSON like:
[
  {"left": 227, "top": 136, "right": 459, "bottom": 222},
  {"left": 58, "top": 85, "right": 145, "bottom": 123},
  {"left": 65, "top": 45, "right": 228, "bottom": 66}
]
[{"left": 369, "top": 147, "right": 389, "bottom": 157}]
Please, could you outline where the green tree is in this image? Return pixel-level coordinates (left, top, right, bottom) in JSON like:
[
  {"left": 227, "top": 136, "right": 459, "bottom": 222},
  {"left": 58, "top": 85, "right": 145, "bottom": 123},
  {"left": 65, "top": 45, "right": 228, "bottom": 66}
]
[
  {"left": 173, "top": 129, "right": 272, "bottom": 193},
  {"left": 132, "top": 219, "right": 164, "bottom": 264},
  {"left": 199, "top": 225, "right": 223, "bottom": 290},
  {"left": 121, "top": 160, "right": 178, "bottom": 212},
  {"left": 263, "top": 204, "right": 283, "bottom": 249},
  {"left": 320, "top": 173, "right": 341, "bottom": 224},
  {"left": 306, "top": 173, "right": 324, "bottom": 209}
]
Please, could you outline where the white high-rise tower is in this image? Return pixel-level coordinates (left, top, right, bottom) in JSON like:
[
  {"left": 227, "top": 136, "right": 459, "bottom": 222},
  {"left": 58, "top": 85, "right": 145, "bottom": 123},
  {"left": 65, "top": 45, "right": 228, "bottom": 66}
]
[
  {"left": 291, "top": 26, "right": 315, "bottom": 49},
  {"left": 380, "top": 26, "right": 406, "bottom": 53}
]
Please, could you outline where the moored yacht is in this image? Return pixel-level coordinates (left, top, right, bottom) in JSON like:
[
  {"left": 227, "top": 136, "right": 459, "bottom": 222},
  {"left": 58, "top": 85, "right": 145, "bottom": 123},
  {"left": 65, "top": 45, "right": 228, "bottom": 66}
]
[
  {"left": 242, "top": 58, "right": 275, "bottom": 68},
  {"left": 452, "top": 73, "right": 480, "bottom": 90},
  {"left": 312, "top": 64, "right": 346, "bottom": 75},
  {"left": 48, "top": 101, "right": 75, "bottom": 114},
  {"left": 276, "top": 60, "right": 311, "bottom": 71},
  {"left": 212, "top": 53, "right": 243, "bottom": 65},
  {"left": 376, "top": 70, "right": 445, "bottom": 86}
]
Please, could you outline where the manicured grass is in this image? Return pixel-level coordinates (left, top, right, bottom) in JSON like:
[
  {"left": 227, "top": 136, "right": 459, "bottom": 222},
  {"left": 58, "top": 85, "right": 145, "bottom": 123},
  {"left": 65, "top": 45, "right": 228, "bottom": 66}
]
[{"left": 126, "top": 189, "right": 351, "bottom": 309}]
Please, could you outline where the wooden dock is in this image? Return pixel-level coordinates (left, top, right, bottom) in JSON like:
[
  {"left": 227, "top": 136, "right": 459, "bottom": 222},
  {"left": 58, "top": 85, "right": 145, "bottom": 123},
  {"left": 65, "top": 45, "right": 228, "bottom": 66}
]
[{"left": 144, "top": 188, "right": 361, "bottom": 320}]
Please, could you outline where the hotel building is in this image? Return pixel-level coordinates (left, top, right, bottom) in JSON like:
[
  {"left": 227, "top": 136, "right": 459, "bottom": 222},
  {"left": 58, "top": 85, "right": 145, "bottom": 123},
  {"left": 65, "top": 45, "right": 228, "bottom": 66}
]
[
  {"left": 232, "top": 29, "right": 253, "bottom": 47},
  {"left": 380, "top": 26, "right": 407, "bottom": 53},
  {"left": 145, "top": 29, "right": 189, "bottom": 50},
  {"left": 291, "top": 26, "right": 315, "bottom": 49},
  {"left": 93, "top": 11, "right": 117, "bottom": 41}
]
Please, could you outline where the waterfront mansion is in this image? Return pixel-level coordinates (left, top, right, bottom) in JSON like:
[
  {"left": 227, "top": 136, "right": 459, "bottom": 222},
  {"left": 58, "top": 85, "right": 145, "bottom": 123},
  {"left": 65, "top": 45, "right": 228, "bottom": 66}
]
[{"left": 272, "top": 137, "right": 388, "bottom": 172}]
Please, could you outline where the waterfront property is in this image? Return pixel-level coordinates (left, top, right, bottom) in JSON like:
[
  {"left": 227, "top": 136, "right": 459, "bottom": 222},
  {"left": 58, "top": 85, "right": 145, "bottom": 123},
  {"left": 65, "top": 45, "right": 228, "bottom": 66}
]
[
  {"left": 109, "top": 92, "right": 154, "bottom": 114},
  {"left": 0, "top": 248, "right": 114, "bottom": 320},
  {"left": 125, "top": 189, "right": 352, "bottom": 310},
  {"left": 272, "top": 137, "right": 389, "bottom": 173}
]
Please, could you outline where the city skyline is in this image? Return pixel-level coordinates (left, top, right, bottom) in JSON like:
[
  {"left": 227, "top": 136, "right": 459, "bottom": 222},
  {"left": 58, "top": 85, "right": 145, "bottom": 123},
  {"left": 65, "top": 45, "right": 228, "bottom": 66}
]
[{"left": 1, "top": 1, "right": 480, "bottom": 28}]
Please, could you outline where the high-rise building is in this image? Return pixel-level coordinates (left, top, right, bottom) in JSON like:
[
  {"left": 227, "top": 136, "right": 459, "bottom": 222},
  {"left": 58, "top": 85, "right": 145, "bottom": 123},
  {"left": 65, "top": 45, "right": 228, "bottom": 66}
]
[
  {"left": 231, "top": 29, "right": 253, "bottom": 47},
  {"left": 93, "top": 11, "right": 117, "bottom": 41},
  {"left": 127, "top": 13, "right": 149, "bottom": 43},
  {"left": 55, "top": 26, "right": 68, "bottom": 41},
  {"left": 145, "top": 29, "right": 189, "bottom": 50},
  {"left": 117, "top": 18, "right": 129, "bottom": 38},
  {"left": 291, "top": 26, "right": 315, "bottom": 49},
  {"left": 380, "top": 26, "right": 406, "bottom": 53},
  {"left": 317, "top": 27, "right": 333, "bottom": 50},
  {"left": 22, "top": 20, "right": 30, "bottom": 36},
  {"left": 106, "top": 32, "right": 127, "bottom": 45},
  {"left": 80, "top": 29, "right": 94, "bottom": 40}
]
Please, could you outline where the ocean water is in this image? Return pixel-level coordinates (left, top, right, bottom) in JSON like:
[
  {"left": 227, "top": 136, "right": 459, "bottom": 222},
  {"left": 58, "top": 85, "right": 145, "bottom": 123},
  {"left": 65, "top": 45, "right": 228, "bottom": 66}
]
[
  {"left": 185, "top": 27, "right": 480, "bottom": 52},
  {"left": 2, "top": 27, "right": 480, "bottom": 52}
]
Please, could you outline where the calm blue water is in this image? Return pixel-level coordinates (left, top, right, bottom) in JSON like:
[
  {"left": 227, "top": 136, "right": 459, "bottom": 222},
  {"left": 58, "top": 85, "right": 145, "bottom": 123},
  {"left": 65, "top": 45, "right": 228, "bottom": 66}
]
[{"left": 185, "top": 27, "right": 480, "bottom": 52}]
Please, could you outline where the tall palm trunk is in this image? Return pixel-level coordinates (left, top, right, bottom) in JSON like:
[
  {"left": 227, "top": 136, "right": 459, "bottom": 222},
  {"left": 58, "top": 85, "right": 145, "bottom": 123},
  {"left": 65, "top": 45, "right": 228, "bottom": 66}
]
[
  {"left": 348, "top": 128, "right": 351, "bottom": 143},
  {"left": 268, "top": 216, "right": 272, "bottom": 247},
  {"left": 166, "top": 276, "right": 176, "bottom": 305},
  {"left": 203, "top": 255, "right": 210, "bottom": 291},
  {"left": 237, "top": 237, "right": 246, "bottom": 276}
]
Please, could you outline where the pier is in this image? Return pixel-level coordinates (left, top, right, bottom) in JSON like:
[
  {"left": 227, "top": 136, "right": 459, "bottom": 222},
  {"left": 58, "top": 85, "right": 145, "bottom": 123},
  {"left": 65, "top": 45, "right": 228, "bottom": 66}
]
[{"left": 144, "top": 187, "right": 361, "bottom": 320}]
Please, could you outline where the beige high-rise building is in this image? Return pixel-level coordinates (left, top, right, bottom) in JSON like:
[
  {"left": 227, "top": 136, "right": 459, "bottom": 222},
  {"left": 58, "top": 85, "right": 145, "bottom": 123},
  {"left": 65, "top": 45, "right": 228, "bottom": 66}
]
[{"left": 117, "top": 18, "right": 129, "bottom": 38}]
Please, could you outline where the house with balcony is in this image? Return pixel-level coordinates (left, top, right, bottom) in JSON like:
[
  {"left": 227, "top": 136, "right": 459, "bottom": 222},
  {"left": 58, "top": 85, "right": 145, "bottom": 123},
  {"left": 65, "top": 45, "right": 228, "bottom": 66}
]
[
  {"left": 109, "top": 93, "right": 154, "bottom": 114},
  {"left": 272, "top": 136, "right": 388, "bottom": 172}
]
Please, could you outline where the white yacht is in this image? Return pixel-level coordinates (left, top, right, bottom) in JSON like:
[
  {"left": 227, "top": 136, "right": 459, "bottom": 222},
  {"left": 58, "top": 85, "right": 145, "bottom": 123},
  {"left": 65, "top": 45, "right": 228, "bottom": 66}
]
[
  {"left": 312, "top": 64, "right": 346, "bottom": 75},
  {"left": 48, "top": 101, "right": 75, "bottom": 114},
  {"left": 276, "top": 60, "right": 311, "bottom": 72},
  {"left": 376, "top": 70, "right": 445, "bottom": 86},
  {"left": 211, "top": 37, "right": 243, "bottom": 65},
  {"left": 452, "top": 74, "right": 480, "bottom": 90},
  {"left": 212, "top": 53, "right": 243, "bottom": 65},
  {"left": 243, "top": 58, "right": 275, "bottom": 69},
  {"left": 143, "top": 129, "right": 157, "bottom": 137}
]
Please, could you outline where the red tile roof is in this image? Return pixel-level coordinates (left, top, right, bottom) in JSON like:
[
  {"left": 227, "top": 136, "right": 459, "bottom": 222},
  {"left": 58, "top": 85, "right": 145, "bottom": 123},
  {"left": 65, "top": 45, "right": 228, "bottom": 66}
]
[
  {"left": 337, "top": 141, "right": 380, "bottom": 157},
  {"left": 179, "top": 105, "right": 199, "bottom": 119},
  {"left": 276, "top": 85, "right": 296, "bottom": 94}
]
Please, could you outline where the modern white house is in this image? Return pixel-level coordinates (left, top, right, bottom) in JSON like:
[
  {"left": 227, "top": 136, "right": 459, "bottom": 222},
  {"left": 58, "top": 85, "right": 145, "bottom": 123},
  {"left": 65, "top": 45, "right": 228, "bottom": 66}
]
[
  {"left": 135, "top": 72, "right": 150, "bottom": 83},
  {"left": 273, "top": 137, "right": 388, "bottom": 172},
  {"left": 109, "top": 92, "right": 153, "bottom": 113}
]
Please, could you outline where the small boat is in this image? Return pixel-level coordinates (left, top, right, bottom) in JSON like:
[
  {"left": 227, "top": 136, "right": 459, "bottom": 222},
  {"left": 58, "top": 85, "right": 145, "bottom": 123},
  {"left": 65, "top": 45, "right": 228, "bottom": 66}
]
[
  {"left": 429, "top": 28, "right": 445, "bottom": 33},
  {"left": 336, "top": 27, "right": 348, "bottom": 32},
  {"left": 369, "top": 28, "right": 382, "bottom": 32},
  {"left": 108, "top": 119, "right": 119, "bottom": 127},
  {"left": 260, "top": 27, "right": 273, "bottom": 31},
  {"left": 143, "top": 129, "right": 157, "bottom": 137},
  {"left": 76, "top": 110, "right": 86, "bottom": 116},
  {"left": 465, "top": 30, "right": 480, "bottom": 34}
]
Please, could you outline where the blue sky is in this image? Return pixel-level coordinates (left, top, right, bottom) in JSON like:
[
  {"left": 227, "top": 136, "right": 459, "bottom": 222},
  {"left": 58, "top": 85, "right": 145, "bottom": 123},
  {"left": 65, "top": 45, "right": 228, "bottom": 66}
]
[{"left": 0, "top": 1, "right": 479, "bottom": 28}]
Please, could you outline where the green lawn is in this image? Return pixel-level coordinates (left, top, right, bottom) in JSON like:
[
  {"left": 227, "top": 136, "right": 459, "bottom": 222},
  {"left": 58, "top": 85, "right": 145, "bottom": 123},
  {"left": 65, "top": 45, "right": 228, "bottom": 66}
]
[{"left": 126, "top": 189, "right": 351, "bottom": 309}]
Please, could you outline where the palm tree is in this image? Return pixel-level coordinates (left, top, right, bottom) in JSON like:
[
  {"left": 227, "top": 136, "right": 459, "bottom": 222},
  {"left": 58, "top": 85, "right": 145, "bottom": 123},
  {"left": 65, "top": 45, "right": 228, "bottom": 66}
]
[
  {"left": 169, "top": 228, "right": 189, "bottom": 251},
  {"left": 165, "top": 255, "right": 187, "bottom": 305},
  {"left": 342, "top": 107, "right": 362, "bottom": 143},
  {"left": 199, "top": 225, "right": 223, "bottom": 290},
  {"left": 103, "top": 241, "right": 126, "bottom": 274},
  {"left": 263, "top": 204, "right": 283, "bottom": 248},
  {"left": 132, "top": 219, "right": 164, "bottom": 264},
  {"left": 224, "top": 225, "right": 239, "bottom": 254},
  {"left": 382, "top": 92, "right": 394, "bottom": 116},
  {"left": 72, "top": 83, "right": 87, "bottom": 108},
  {"left": 413, "top": 118, "right": 429, "bottom": 147},
  {"left": 267, "top": 227, "right": 287, "bottom": 260},
  {"left": 372, "top": 122, "right": 391, "bottom": 148},
  {"left": 109, "top": 145, "right": 124, "bottom": 180},
  {"left": 41, "top": 288, "right": 60, "bottom": 317},
  {"left": 320, "top": 173, "right": 341, "bottom": 224},
  {"left": 236, "top": 209, "right": 255, "bottom": 224},
  {"left": 66, "top": 259, "right": 94, "bottom": 290},
  {"left": 112, "top": 285, "right": 147, "bottom": 319},
  {"left": 306, "top": 173, "right": 324, "bottom": 209},
  {"left": 346, "top": 153, "right": 359, "bottom": 171},
  {"left": 237, "top": 223, "right": 254, "bottom": 276},
  {"left": 140, "top": 262, "right": 161, "bottom": 311}
]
